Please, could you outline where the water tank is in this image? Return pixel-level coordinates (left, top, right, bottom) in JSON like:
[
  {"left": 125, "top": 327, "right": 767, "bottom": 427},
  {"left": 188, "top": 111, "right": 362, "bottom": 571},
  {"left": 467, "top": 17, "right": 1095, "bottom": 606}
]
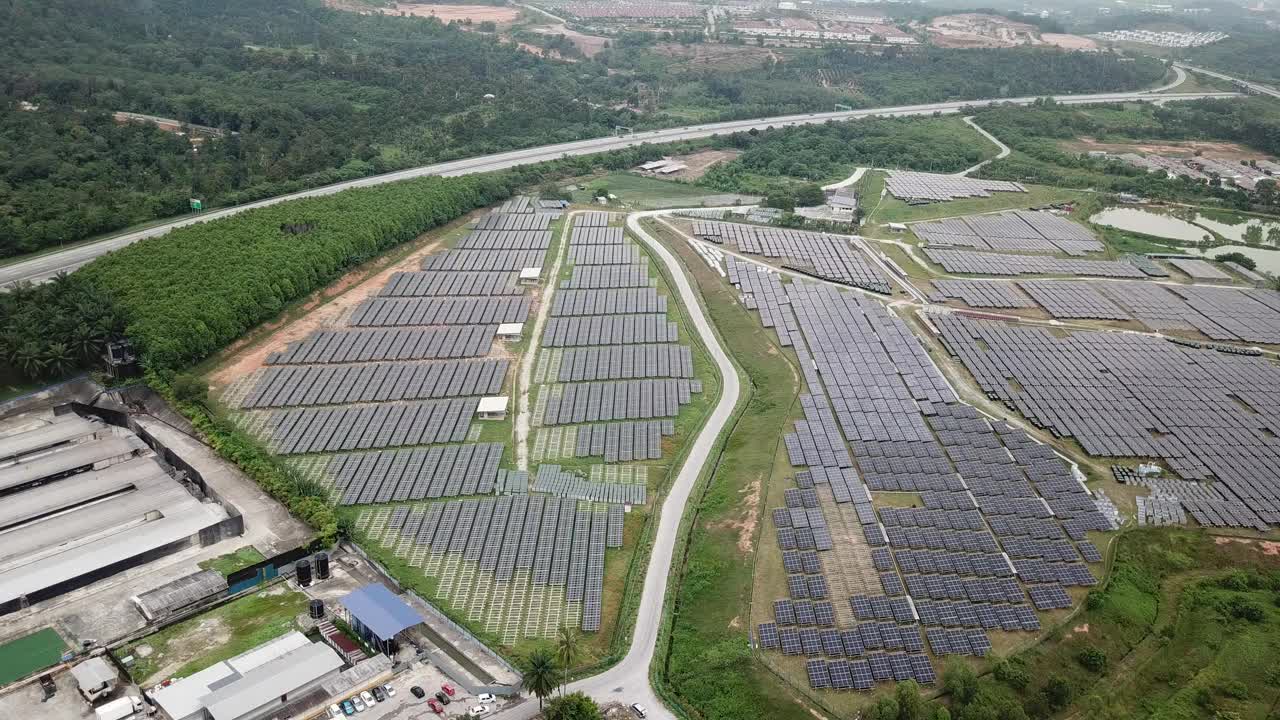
[
  {"left": 295, "top": 559, "right": 313, "bottom": 587},
  {"left": 315, "top": 552, "right": 330, "bottom": 580},
  {"left": 309, "top": 599, "right": 325, "bottom": 620}
]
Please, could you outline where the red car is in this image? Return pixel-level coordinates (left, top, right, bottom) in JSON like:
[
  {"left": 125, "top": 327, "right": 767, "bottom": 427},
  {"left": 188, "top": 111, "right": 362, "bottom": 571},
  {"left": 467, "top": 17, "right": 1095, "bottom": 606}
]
[
  {"left": 428, "top": 699, "right": 444, "bottom": 714},
  {"left": 441, "top": 684, "right": 456, "bottom": 697}
]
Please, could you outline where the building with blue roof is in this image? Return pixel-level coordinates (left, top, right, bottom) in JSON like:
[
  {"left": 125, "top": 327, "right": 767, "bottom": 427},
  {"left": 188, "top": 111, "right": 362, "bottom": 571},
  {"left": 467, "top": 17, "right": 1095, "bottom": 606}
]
[{"left": 338, "top": 583, "right": 425, "bottom": 655}]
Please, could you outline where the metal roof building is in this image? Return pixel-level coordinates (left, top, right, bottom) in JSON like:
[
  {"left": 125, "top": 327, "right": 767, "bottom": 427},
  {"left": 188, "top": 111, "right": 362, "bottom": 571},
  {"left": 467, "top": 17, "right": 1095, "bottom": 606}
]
[{"left": 338, "top": 584, "right": 425, "bottom": 655}]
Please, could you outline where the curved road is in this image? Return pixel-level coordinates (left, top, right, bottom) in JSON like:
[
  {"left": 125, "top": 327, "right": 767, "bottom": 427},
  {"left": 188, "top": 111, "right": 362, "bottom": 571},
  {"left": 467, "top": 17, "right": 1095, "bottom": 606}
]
[
  {"left": 1175, "top": 63, "right": 1280, "bottom": 100},
  {"left": 0, "top": 90, "right": 1238, "bottom": 287}
]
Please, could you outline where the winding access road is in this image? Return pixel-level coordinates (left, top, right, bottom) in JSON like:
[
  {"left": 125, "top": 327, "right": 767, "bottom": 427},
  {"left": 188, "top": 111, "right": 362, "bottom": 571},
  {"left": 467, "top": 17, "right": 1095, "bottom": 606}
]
[{"left": 0, "top": 90, "right": 1239, "bottom": 288}]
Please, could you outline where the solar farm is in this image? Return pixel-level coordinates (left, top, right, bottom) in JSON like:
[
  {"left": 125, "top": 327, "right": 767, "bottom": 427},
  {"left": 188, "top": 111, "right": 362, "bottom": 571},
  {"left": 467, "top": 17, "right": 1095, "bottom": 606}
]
[
  {"left": 691, "top": 220, "right": 894, "bottom": 294},
  {"left": 220, "top": 202, "right": 710, "bottom": 647},
  {"left": 711, "top": 254, "right": 1113, "bottom": 692},
  {"left": 884, "top": 171, "right": 1028, "bottom": 204}
]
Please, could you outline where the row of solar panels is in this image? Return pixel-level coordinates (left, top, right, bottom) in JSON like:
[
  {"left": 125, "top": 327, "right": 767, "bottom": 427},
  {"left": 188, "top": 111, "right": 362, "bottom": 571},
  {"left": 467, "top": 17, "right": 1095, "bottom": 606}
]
[
  {"left": 551, "top": 288, "right": 667, "bottom": 316},
  {"left": 349, "top": 296, "right": 529, "bottom": 327},
  {"left": 572, "top": 420, "right": 674, "bottom": 462},
  {"left": 555, "top": 344, "right": 694, "bottom": 382},
  {"left": 268, "top": 398, "right": 476, "bottom": 454},
  {"left": 542, "top": 314, "right": 678, "bottom": 347},
  {"left": 324, "top": 443, "right": 504, "bottom": 504},
  {"left": 541, "top": 379, "right": 701, "bottom": 425},
  {"left": 380, "top": 271, "right": 523, "bottom": 297},
  {"left": 242, "top": 359, "right": 508, "bottom": 408},
  {"left": 531, "top": 464, "right": 647, "bottom": 505},
  {"left": 267, "top": 326, "right": 496, "bottom": 364}
]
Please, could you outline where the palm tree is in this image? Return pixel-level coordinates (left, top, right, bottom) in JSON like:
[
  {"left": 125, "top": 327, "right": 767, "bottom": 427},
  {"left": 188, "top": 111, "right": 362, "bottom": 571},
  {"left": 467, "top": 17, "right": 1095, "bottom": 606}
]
[
  {"left": 42, "top": 342, "right": 76, "bottom": 378},
  {"left": 70, "top": 322, "right": 107, "bottom": 363},
  {"left": 13, "top": 341, "right": 46, "bottom": 380},
  {"left": 520, "top": 646, "right": 559, "bottom": 710},
  {"left": 555, "top": 625, "right": 580, "bottom": 693}
]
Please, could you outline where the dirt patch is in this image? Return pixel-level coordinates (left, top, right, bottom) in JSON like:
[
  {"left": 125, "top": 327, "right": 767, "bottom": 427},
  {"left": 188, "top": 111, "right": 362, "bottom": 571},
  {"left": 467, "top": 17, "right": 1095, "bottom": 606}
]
[
  {"left": 663, "top": 149, "right": 740, "bottom": 181},
  {"left": 326, "top": 1, "right": 520, "bottom": 25},
  {"left": 1062, "top": 137, "right": 1264, "bottom": 162},
  {"left": 1073, "top": 623, "right": 1090, "bottom": 634},
  {"left": 650, "top": 42, "right": 776, "bottom": 72},
  {"left": 208, "top": 230, "right": 453, "bottom": 389},
  {"left": 528, "top": 24, "right": 609, "bottom": 57},
  {"left": 143, "top": 617, "right": 231, "bottom": 685},
  {"left": 727, "top": 615, "right": 741, "bottom": 629},
  {"left": 1040, "top": 33, "right": 1097, "bottom": 50},
  {"left": 1215, "top": 537, "right": 1280, "bottom": 555}
]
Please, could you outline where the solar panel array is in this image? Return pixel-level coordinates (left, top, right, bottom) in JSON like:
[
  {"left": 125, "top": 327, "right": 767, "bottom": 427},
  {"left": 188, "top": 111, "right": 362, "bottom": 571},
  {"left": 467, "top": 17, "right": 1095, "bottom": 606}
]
[
  {"left": 531, "top": 464, "right": 647, "bottom": 505},
  {"left": 725, "top": 258, "right": 797, "bottom": 346},
  {"left": 913, "top": 211, "right": 1103, "bottom": 256},
  {"left": 923, "top": 248, "right": 1146, "bottom": 278},
  {"left": 542, "top": 315, "right": 678, "bottom": 346},
  {"left": 884, "top": 171, "right": 1026, "bottom": 202},
  {"left": 458, "top": 229, "right": 551, "bottom": 250},
  {"left": 267, "top": 326, "right": 497, "bottom": 364},
  {"left": 349, "top": 297, "right": 529, "bottom": 327},
  {"left": 573, "top": 420, "right": 674, "bottom": 462},
  {"left": 936, "top": 314, "right": 1280, "bottom": 528},
  {"left": 326, "top": 443, "right": 504, "bottom": 504},
  {"left": 551, "top": 288, "right": 666, "bottom": 316},
  {"left": 422, "top": 249, "right": 544, "bottom": 272},
  {"left": 556, "top": 345, "right": 694, "bottom": 381},
  {"left": 242, "top": 359, "right": 508, "bottom": 408},
  {"left": 692, "top": 221, "right": 892, "bottom": 293},
  {"left": 569, "top": 245, "right": 642, "bottom": 265},
  {"left": 380, "top": 271, "right": 522, "bottom": 297},
  {"left": 1167, "top": 257, "right": 1232, "bottom": 281},
  {"left": 570, "top": 226, "right": 625, "bottom": 245},
  {"left": 268, "top": 398, "right": 477, "bottom": 454},
  {"left": 728, "top": 276, "right": 1115, "bottom": 692},
  {"left": 930, "top": 279, "right": 1036, "bottom": 309},
  {"left": 1017, "top": 280, "right": 1131, "bottom": 320},
  {"left": 562, "top": 265, "right": 654, "bottom": 289},
  {"left": 540, "top": 379, "right": 700, "bottom": 425}
]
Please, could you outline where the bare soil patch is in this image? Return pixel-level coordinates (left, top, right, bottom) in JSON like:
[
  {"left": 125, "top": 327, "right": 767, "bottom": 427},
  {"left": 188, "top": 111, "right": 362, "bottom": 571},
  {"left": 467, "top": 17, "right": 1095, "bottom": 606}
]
[
  {"left": 1215, "top": 537, "right": 1280, "bottom": 555},
  {"left": 664, "top": 149, "right": 740, "bottom": 181},
  {"left": 1040, "top": 33, "right": 1097, "bottom": 50},
  {"left": 1062, "top": 137, "right": 1262, "bottom": 162},
  {"left": 326, "top": 1, "right": 520, "bottom": 25},
  {"left": 528, "top": 24, "right": 609, "bottom": 56},
  {"left": 650, "top": 42, "right": 776, "bottom": 72}
]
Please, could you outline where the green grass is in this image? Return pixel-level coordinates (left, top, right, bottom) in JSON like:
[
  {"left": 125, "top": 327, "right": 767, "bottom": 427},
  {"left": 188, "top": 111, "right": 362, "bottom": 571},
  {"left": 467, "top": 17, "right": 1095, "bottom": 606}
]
[
  {"left": 0, "top": 628, "right": 68, "bottom": 685},
  {"left": 198, "top": 546, "right": 267, "bottom": 576},
  {"left": 651, "top": 219, "right": 817, "bottom": 720},
  {"left": 118, "top": 587, "right": 308, "bottom": 685},
  {"left": 954, "top": 528, "right": 1280, "bottom": 720},
  {"left": 870, "top": 184, "right": 1089, "bottom": 224},
  {"left": 571, "top": 172, "right": 729, "bottom": 209}
]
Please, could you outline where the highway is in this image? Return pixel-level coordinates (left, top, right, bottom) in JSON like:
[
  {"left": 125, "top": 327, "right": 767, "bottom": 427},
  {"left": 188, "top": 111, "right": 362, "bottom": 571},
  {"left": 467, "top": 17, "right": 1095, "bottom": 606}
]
[
  {"left": 1175, "top": 63, "right": 1280, "bottom": 100},
  {"left": 0, "top": 89, "right": 1238, "bottom": 287}
]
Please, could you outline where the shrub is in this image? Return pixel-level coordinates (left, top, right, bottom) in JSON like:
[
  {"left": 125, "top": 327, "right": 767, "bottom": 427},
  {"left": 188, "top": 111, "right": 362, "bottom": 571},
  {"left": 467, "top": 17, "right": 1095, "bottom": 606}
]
[
  {"left": 994, "top": 657, "right": 1031, "bottom": 689},
  {"left": 1043, "top": 675, "right": 1073, "bottom": 710},
  {"left": 1077, "top": 647, "right": 1108, "bottom": 674}
]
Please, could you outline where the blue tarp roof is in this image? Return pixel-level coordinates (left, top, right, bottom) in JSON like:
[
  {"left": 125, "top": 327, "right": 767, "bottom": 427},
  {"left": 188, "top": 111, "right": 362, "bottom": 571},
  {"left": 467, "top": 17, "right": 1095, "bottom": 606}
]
[{"left": 339, "top": 584, "right": 425, "bottom": 640}]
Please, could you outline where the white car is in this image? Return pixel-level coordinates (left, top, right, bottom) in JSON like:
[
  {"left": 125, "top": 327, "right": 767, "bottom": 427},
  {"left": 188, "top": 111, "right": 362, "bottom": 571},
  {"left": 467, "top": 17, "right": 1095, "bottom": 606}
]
[
  {"left": 361, "top": 691, "right": 376, "bottom": 707},
  {"left": 328, "top": 704, "right": 342, "bottom": 719},
  {"left": 469, "top": 706, "right": 492, "bottom": 718},
  {"left": 383, "top": 684, "right": 396, "bottom": 698},
  {"left": 476, "top": 693, "right": 495, "bottom": 703},
  {"left": 352, "top": 696, "right": 367, "bottom": 713},
  {"left": 631, "top": 703, "right": 648, "bottom": 718}
]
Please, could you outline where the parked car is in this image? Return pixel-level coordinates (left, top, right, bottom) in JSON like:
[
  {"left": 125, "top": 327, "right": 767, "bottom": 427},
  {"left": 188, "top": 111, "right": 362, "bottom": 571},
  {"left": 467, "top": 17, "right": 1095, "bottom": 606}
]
[
  {"left": 383, "top": 684, "right": 396, "bottom": 698},
  {"left": 435, "top": 691, "right": 451, "bottom": 705},
  {"left": 371, "top": 686, "right": 386, "bottom": 703},
  {"left": 352, "top": 696, "right": 366, "bottom": 713},
  {"left": 441, "top": 684, "right": 456, "bottom": 697},
  {"left": 476, "top": 693, "right": 495, "bottom": 703},
  {"left": 361, "top": 691, "right": 376, "bottom": 707},
  {"left": 410, "top": 686, "right": 427, "bottom": 699},
  {"left": 328, "top": 704, "right": 342, "bottom": 718},
  {"left": 427, "top": 699, "right": 444, "bottom": 714},
  {"left": 631, "top": 703, "right": 648, "bottom": 718},
  {"left": 469, "top": 706, "right": 492, "bottom": 718},
  {"left": 340, "top": 700, "right": 356, "bottom": 716}
]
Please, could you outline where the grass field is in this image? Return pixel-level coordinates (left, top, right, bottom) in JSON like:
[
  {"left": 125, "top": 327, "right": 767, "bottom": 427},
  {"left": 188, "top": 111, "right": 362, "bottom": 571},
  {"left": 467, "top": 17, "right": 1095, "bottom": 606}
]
[
  {"left": 650, "top": 219, "right": 819, "bottom": 720},
  {"left": 870, "top": 184, "right": 1089, "bottom": 224},
  {"left": 198, "top": 546, "right": 266, "bottom": 576},
  {"left": 118, "top": 586, "right": 307, "bottom": 685},
  {"left": 571, "top": 172, "right": 734, "bottom": 209},
  {"left": 0, "top": 628, "right": 67, "bottom": 685}
]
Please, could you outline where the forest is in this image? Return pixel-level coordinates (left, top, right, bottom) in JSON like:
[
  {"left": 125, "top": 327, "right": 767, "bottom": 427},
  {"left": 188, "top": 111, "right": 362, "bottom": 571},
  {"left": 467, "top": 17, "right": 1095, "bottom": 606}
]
[
  {"left": 1, "top": 0, "right": 1170, "bottom": 257},
  {"left": 969, "top": 98, "right": 1280, "bottom": 214}
]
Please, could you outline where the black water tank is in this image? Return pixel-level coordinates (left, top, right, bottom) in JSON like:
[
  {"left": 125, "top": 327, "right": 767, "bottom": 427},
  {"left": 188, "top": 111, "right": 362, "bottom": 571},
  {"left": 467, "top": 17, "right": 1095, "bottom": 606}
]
[
  {"left": 309, "top": 599, "right": 325, "bottom": 620},
  {"left": 295, "top": 559, "right": 313, "bottom": 587},
  {"left": 315, "top": 552, "right": 330, "bottom": 580}
]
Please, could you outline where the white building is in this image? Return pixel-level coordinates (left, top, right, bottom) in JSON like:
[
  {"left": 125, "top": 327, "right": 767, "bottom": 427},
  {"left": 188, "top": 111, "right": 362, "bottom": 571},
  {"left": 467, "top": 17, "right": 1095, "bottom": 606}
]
[{"left": 477, "top": 396, "right": 509, "bottom": 420}]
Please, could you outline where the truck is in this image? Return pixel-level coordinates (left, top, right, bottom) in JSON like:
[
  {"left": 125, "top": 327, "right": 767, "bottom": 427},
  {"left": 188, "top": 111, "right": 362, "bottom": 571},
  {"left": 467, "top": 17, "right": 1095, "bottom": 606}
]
[{"left": 95, "top": 696, "right": 144, "bottom": 720}]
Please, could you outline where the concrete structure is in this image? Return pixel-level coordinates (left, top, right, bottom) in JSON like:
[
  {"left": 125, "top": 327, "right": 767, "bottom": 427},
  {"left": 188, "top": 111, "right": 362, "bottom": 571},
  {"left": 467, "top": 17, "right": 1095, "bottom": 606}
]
[
  {"left": 518, "top": 267, "right": 542, "bottom": 285},
  {"left": 70, "top": 656, "right": 117, "bottom": 702},
  {"left": 0, "top": 417, "right": 235, "bottom": 616},
  {"left": 496, "top": 322, "right": 524, "bottom": 341},
  {"left": 477, "top": 396, "right": 510, "bottom": 420},
  {"left": 151, "top": 632, "right": 342, "bottom": 720},
  {"left": 337, "top": 584, "right": 425, "bottom": 656}
]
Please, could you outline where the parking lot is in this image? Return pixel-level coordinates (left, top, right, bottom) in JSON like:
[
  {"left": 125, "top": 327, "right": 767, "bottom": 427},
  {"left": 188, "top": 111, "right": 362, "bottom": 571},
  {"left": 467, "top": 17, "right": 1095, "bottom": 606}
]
[{"left": 330, "top": 660, "right": 520, "bottom": 720}]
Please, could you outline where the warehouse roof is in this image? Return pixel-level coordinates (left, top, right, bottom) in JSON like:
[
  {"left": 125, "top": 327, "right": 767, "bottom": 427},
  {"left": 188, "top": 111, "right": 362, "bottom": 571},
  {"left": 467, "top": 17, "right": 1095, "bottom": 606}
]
[
  {"left": 0, "top": 436, "right": 138, "bottom": 492},
  {"left": 339, "top": 584, "right": 424, "bottom": 640},
  {"left": 0, "top": 416, "right": 101, "bottom": 462},
  {"left": 69, "top": 657, "right": 116, "bottom": 692},
  {"left": 204, "top": 642, "right": 343, "bottom": 720}
]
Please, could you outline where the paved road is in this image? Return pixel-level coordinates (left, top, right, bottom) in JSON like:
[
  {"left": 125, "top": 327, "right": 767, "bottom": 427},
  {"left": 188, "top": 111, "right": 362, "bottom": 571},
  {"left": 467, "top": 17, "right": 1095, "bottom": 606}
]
[
  {"left": 0, "top": 90, "right": 1238, "bottom": 287},
  {"left": 489, "top": 212, "right": 742, "bottom": 720},
  {"left": 1175, "top": 63, "right": 1280, "bottom": 100},
  {"left": 957, "top": 116, "right": 1012, "bottom": 177}
]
